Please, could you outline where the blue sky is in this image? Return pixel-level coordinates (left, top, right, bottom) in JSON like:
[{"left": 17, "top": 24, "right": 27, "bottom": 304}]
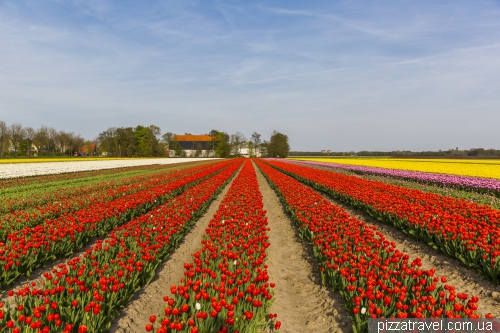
[{"left": 1, "top": 0, "right": 499, "bottom": 151}]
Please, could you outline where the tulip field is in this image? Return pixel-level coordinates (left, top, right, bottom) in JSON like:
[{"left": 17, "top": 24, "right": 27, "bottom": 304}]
[
  {"left": 291, "top": 157, "right": 500, "bottom": 180},
  {"left": 0, "top": 158, "right": 499, "bottom": 332}
]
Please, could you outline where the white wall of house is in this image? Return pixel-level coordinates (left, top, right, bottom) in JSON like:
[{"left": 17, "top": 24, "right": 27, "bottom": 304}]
[
  {"left": 239, "top": 147, "right": 260, "bottom": 157},
  {"left": 169, "top": 149, "right": 216, "bottom": 157}
]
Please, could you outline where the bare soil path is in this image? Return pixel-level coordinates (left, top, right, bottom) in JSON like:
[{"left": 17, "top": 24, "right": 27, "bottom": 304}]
[
  {"left": 109, "top": 167, "right": 241, "bottom": 333},
  {"left": 255, "top": 163, "right": 353, "bottom": 333}
]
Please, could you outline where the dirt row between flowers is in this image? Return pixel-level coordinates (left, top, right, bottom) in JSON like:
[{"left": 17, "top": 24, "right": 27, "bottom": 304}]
[
  {"left": 310, "top": 185, "right": 500, "bottom": 318},
  {"left": 254, "top": 164, "right": 351, "bottom": 333},
  {"left": 108, "top": 166, "right": 242, "bottom": 333},
  {"left": 108, "top": 162, "right": 352, "bottom": 333}
]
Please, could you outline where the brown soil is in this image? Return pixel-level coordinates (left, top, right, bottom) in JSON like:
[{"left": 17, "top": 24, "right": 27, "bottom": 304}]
[{"left": 255, "top": 163, "right": 352, "bottom": 333}]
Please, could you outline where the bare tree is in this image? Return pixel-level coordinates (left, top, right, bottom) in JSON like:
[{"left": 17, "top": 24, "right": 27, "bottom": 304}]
[
  {"left": 8, "top": 123, "right": 25, "bottom": 157},
  {"left": 24, "top": 127, "right": 35, "bottom": 157},
  {"left": 0, "top": 121, "right": 8, "bottom": 157},
  {"left": 69, "top": 134, "right": 84, "bottom": 155},
  {"left": 47, "top": 127, "right": 58, "bottom": 156},
  {"left": 230, "top": 132, "right": 246, "bottom": 156},
  {"left": 56, "top": 131, "right": 72, "bottom": 156},
  {"left": 251, "top": 132, "right": 261, "bottom": 157},
  {"left": 33, "top": 126, "right": 49, "bottom": 156}
]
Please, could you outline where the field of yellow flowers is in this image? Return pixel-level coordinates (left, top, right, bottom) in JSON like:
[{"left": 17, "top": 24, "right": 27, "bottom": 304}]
[{"left": 291, "top": 157, "right": 500, "bottom": 179}]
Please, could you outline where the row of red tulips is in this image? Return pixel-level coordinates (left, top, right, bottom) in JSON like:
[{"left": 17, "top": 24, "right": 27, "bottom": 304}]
[
  {"left": 146, "top": 160, "right": 281, "bottom": 333},
  {"left": 0, "top": 160, "right": 235, "bottom": 291},
  {"left": 255, "top": 159, "right": 486, "bottom": 333},
  {"left": 0, "top": 163, "right": 161, "bottom": 186},
  {"left": 0, "top": 165, "right": 200, "bottom": 241},
  {"left": 264, "top": 159, "right": 500, "bottom": 284},
  {"left": 0, "top": 163, "right": 183, "bottom": 214},
  {"left": 0, "top": 160, "right": 243, "bottom": 332}
]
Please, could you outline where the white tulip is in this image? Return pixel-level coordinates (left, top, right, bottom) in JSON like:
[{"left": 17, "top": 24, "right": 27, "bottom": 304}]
[{"left": 0, "top": 158, "right": 221, "bottom": 179}]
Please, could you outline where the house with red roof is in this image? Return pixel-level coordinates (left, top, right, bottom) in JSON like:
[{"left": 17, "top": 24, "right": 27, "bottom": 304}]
[{"left": 170, "top": 134, "right": 215, "bottom": 157}]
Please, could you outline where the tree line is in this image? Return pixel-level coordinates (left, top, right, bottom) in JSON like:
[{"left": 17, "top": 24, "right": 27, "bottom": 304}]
[
  {"left": 0, "top": 120, "right": 291, "bottom": 158},
  {"left": 0, "top": 120, "right": 87, "bottom": 157},
  {"left": 159, "top": 129, "right": 290, "bottom": 158},
  {"left": 97, "top": 125, "right": 163, "bottom": 157},
  {"left": 290, "top": 148, "right": 500, "bottom": 158}
]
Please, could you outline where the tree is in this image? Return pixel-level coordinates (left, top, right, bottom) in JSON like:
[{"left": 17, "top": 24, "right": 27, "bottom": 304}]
[
  {"left": 169, "top": 136, "right": 184, "bottom": 157},
  {"left": 134, "top": 125, "right": 162, "bottom": 157},
  {"left": 116, "top": 127, "right": 136, "bottom": 157},
  {"left": 216, "top": 132, "right": 231, "bottom": 158},
  {"left": 209, "top": 129, "right": 220, "bottom": 155},
  {"left": 162, "top": 132, "right": 174, "bottom": 156},
  {"left": 8, "top": 123, "right": 25, "bottom": 157},
  {"left": 46, "top": 127, "right": 58, "bottom": 156},
  {"left": 98, "top": 127, "right": 118, "bottom": 156},
  {"left": 148, "top": 125, "right": 162, "bottom": 156},
  {"left": 33, "top": 126, "right": 49, "bottom": 156},
  {"left": 69, "top": 134, "right": 85, "bottom": 155},
  {"left": 230, "top": 132, "right": 246, "bottom": 156},
  {"left": 0, "top": 121, "right": 9, "bottom": 157},
  {"left": 248, "top": 141, "right": 254, "bottom": 158},
  {"left": 267, "top": 130, "right": 290, "bottom": 158},
  {"left": 251, "top": 132, "right": 261, "bottom": 157},
  {"left": 55, "top": 131, "right": 72, "bottom": 156},
  {"left": 209, "top": 130, "right": 231, "bottom": 158},
  {"left": 24, "top": 127, "right": 35, "bottom": 157},
  {"left": 260, "top": 140, "right": 269, "bottom": 157}
]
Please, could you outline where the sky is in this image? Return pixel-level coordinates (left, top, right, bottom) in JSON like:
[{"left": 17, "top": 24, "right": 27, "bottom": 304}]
[{"left": 1, "top": 0, "right": 499, "bottom": 152}]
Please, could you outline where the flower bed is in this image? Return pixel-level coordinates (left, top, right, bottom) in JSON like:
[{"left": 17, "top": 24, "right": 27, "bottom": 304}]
[
  {"left": 256, "top": 159, "right": 486, "bottom": 333},
  {"left": 0, "top": 165, "right": 210, "bottom": 241},
  {"left": 145, "top": 160, "right": 281, "bottom": 333},
  {"left": 287, "top": 159, "right": 500, "bottom": 196},
  {"left": 0, "top": 163, "right": 188, "bottom": 213},
  {"left": 0, "top": 160, "right": 235, "bottom": 291},
  {"left": 264, "top": 159, "right": 500, "bottom": 285},
  {"left": 0, "top": 158, "right": 220, "bottom": 180},
  {"left": 0, "top": 161, "right": 243, "bottom": 332}
]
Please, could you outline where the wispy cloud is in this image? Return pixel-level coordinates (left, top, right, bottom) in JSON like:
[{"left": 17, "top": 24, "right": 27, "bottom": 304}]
[{"left": 0, "top": 0, "right": 499, "bottom": 150}]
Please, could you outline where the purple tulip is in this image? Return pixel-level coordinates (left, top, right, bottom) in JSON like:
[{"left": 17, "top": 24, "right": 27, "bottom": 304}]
[{"left": 274, "top": 159, "right": 500, "bottom": 194}]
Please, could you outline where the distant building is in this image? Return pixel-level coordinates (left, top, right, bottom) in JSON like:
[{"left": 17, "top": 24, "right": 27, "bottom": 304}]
[
  {"left": 239, "top": 142, "right": 261, "bottom": 158},
  {"left": 171, "top": 134, "right": 215, "bottom": 157},
  {"left": 76, "top": 143, "right": 97, "bottom": 156}
]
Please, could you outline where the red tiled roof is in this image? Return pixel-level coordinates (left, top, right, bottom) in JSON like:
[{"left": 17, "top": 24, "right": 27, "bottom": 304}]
[
  {"left": 174, "top": 135, "right": 212, "bottom": 142},
  {"left": 81, "top": 143, "right": 96, "bottom": 153}
]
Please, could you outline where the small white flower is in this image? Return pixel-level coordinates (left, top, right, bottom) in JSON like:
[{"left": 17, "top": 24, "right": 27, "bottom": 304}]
[
  {"left": 195, "top": 303, "right": 201, "bottom": 311},
  {"left": 361, "top": 307, "right": 366, "bottom": 315},
  {"left": 245, "top": 223, "right": 248, "bottom": 226},
  {"left": 234, "top": 260, "right": 237, "bottom": 265},
  {"left": 222, "top": 220, "right": 225, "bottom": 224}
]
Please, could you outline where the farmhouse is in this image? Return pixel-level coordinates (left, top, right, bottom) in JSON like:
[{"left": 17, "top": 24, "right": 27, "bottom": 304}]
[
  {"left": 77, "top": 143, "right": 97, "bottom": 156},
  {"left": 171, "top": 134, "right": 215, "bottom": 157}
]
